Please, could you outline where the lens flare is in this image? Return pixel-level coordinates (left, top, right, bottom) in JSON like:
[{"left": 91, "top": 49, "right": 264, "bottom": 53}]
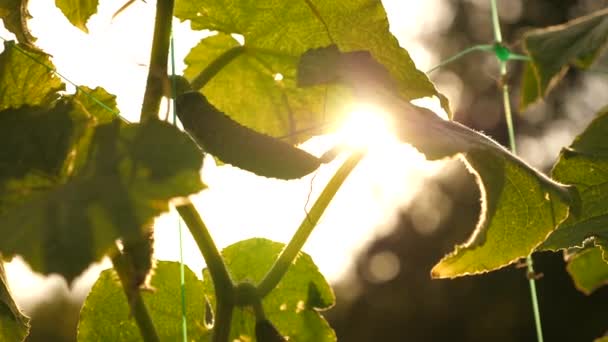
[{"left": 336, "top": 103, "right": 399, "bottom": 150}]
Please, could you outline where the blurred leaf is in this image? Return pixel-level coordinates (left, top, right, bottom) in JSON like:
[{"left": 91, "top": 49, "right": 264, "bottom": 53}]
[
  {"left": 78, "top": 261, "right": 209, "bottom": 341},
  {"left": 0, "top": 41, "right": 64, "bottom": 110},
  {"left": 539, "top": 107, "right": 608, "bottom": 250},
  {"left": 297, "top": 46, "right": 574, "bottom": 278},
  {"left": 566, "top": 243, "right": 608, "bottom": 295},
  {"left": 0, "top": 0, "right": 37, "bottom": 50},
  {"left": 520, "top": 8, "right": 608, "bottom": 109},
  {"left": 67, "top": 86, "right": 119, "bottom": 124},
  {"left": 0, "top": 101, "right": 86, "bottom": 183},
  {"left": 0, "top": 262, "right": 29, "bottom": 342},
  {"left": 54, "top": 0, "right": 99, "bottom": 33},
  {"left": 174, "top": 0, "right": 448, "bottom": 144},
  {"left": 203, "top": 238, "right": 336, "bottom": 341},
  {"left": 0, "top": 120, "right": 205, "bottom": 282}
]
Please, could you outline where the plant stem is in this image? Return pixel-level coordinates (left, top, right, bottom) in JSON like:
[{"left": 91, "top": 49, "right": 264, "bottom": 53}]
[
  {"left": 140, "top": 0, "right": 174, "bottom": 122},
  {"left": 257, "top": 152, "right": 364, "bottom": 297},
  {"left": 110, "top": 247, "right": 160, "bottom": 342},
  {"left": 176, "top": 203, "right": 234, "bottom": 342},
  {"left": 490, "top": 1, "right": 544, "bottom": 341}
]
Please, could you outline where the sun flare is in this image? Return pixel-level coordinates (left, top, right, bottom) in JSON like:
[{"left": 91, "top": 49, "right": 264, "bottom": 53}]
[{"left": 335, "top": 103, "right": 399, "bottom": 151}]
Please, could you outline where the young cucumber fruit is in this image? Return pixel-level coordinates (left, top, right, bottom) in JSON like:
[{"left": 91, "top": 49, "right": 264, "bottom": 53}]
[{"left": 176, "top": 91, "right": 326, "bottom": 180}]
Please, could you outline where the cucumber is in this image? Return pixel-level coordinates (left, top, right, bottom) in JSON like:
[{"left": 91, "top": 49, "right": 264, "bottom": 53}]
[{"left": 176, "top": 92, "right": 324, "bottom": 179}]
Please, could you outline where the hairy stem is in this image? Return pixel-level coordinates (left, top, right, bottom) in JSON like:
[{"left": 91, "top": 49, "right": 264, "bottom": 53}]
[
  {"left": 140, "top": 0, "right": 174, "bottom": 122},
  {"left": 257, "top": 152, "right": 364, "bottom": 297},
  {"left": 176, "top": 203, "right": 235, "bottom": 341},
  {"left": 111, "top": 247, "right": 160, "bottom": 342}
]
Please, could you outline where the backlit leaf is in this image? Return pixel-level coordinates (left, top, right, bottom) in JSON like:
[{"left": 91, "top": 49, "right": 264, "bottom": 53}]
[
  {"left": 539, "top": 107, "right": 608, "bottom": 250},
  {"left": 0, "top": 41, "right": 64, "bottom": 110},
  {"left": 174, "top": 0, "right": 448, "bottom": 144},
  {"left": 55, "top": 0, "right": 99, "bottom": 33},
  {"left": 566, "top": 243, "right": 608, "bottom": 295},
  {"left": 297, "top": 46, "right": 574, "bottom": 278},
  {"left": 203, "top": 238, "right": 336, "bottom": 341},
  {"left": 520, "top": 8, "right": 608, "bottom": 109},
  {"left": 78, "top": 261, "right": 209, "bottom": 341},
  {"left": 0, "top": 119, "right": 204, "bottom": 282}
]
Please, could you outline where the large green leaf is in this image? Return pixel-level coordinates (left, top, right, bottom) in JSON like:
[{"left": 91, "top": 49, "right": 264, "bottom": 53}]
[
  {"left": 539, "top": 107, "right": 608, "bottom": 250},
  {"left": 78, "top": 261, "right": 209, "bottom": 341},
  {"left": 297, "top": 46, "right": 574, "bottom": 278},
  {"left": 0, "top": 0, "right": 37, "bottom": 50},
  {"left": 174, "top": 0, "right": 447, "bottom": 143},
  {"left": 0, "top": 262, "right": 29, "bottom": 342},
  {"left": 203, "top": 238, "right": 336, "bottom": 341},
  {"left": 0, "top": 41, "right": 64, "bottom": 110},
  {"left": 0, "top": 101, "right": 86, "bottom": 183},
  {"left": 520, "top": 8, "right": 608, "bottom": 109},
  {"left": 55, "top": 0, "right": 99, "bottom": 33},
  {"left": 566, "top": 243, "right": 608, "bottom": 295},
  {"left": 0, "top": 119, "right": 205, "bottom": 282}
]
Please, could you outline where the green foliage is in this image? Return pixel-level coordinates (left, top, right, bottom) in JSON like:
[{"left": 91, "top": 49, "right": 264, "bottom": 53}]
[
  {"left": 539, "top": 107, "right": 608, "bottom": 251},
  {"left": 297, "top": 45, "right": 575, "bottom": 277},
  {"left": 203, "top": 238, "right": 336, "bottom": 341},
  {"left": 0, "top": 262, "right": 29, "bottom": 342},
  {"left": 78, "top": 261, "right": 209, "bottom": 341},
  {"left": 0, "top": 42, "right": 64, "bottom": 110},
  {"left": 520, "top": 8, "right": 608, "bottom": 109},
  {"left": 174, "top": 0, "right": 448, "bottom": 143},
  {"left": 0, "top": 119, "right": 205, "bottom": 282},
  {"left": 0, "top": 0, "right": 37, "bottom": 50},
  {"left": 0, "top": 102, "right": 84, "bottom": 183},
  {"left": 66, "top": 86, "right": 119, "bottom": 124},
  {"left": 2, "top": 0, "right": 608, "bottom": 340},
  {"left": 566, "top": 243, "right": 608, "bottom": 295},
  {"left": 54, "top": 0, "right": 99, "bottom": 33}
]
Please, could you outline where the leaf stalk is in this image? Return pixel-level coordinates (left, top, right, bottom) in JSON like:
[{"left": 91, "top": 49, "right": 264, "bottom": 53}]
[
  {"left": 257, "top": 152, "right": 364, "bottom": 297},
  {"left": 176, "top": 203, "right": 235, "bottom": 342}
]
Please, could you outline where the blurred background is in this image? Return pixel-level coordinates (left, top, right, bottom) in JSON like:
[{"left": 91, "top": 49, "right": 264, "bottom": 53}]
[{"left": 3, "top": 0, "right": 608, "bottom": 341}]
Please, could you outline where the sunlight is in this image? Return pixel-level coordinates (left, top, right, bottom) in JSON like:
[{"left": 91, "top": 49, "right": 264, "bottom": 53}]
[
  {"left": 3, "top": 0, "right": 449, "bottom": 302},
  {"left": 335, "top": 103, "right": 399, "bottom": 151}
]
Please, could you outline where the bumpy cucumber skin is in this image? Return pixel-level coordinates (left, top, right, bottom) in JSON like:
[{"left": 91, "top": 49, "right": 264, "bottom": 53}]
[{"left": 176, "top": 92, "right": 322, "bottom": 180}]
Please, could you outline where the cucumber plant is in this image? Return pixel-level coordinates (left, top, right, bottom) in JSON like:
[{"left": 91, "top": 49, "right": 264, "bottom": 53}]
[{"left": 0, "top": 1, "right": 607, "bottom": 342}]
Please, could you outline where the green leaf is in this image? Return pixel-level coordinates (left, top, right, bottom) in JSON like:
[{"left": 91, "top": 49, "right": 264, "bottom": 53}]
[
  {"left": 0, "top": 41, "right": 64, "bottom": 110},
  {"left": 0, "top": 262, "right": 29, "bottom": 342},
  {"left": 0, "top": 101, "right": 85, "bottom": 183},
  {"left": 566, "top": 243, "right": 608, "bottom": 295},
  {"left": 297, "top": 46, "right": 574, "bottom": 278},
  {"left": 520, "top": 8, "right": 608, "bottom": 109},
  {"left": 54, "top": 0, "right": 99, "bottom": 33},
  {"left": 0, "top": 120, "right": 205, "bottom": 282},
  {"left": 67, "top": 86, "right": 119, "bottom": 124},
  {"left": 203, "top": 238, "right": 336, "bottom": 341},
  {"left": 0, "top": 0, "right": 37, "bottom": 50},
  {"left": 174, "top": 0, "right": 448, "bottom": 143},
  {"left": 539, "top": 107, "right": 608, "bottom": 250},
  {"left": 78, "top": 261, "right": 209, "bottom": 341}
]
